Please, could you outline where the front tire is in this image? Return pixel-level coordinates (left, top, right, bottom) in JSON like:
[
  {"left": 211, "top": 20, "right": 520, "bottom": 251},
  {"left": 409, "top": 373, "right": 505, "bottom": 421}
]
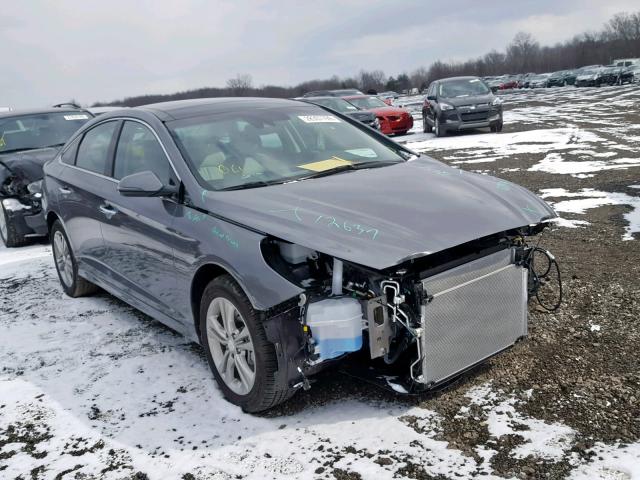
[
  {"left": 0, "top": 202, "right": 28, "bottom": 248},
  {"left": 200, "top": 275, "right": 293, "bottom": 412},
  {"left": 434, "top": 117, "right": 446, "bottom": 137},
  {"left": 422, "top": 116, "right": 432, "bottom": 133},
  {"left": 51, "top": 220, "right": 98, "bottom": 297}
]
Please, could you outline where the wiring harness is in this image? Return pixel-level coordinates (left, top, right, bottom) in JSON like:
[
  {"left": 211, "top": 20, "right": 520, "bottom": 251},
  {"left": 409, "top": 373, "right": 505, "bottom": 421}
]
[{"left": 525, "top": 246, "right": 563, "bottom": 311}]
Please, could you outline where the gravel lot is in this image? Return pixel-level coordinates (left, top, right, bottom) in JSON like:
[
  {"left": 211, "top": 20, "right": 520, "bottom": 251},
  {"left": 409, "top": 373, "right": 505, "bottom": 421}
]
[{"left": 1, "top": 85, "right": 639, "bottom": 479}]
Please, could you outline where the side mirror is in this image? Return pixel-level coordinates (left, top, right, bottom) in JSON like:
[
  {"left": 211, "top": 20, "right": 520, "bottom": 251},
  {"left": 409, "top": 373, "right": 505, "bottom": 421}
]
[
  {"left": 426, "top": 95, "right": 436, "bottom": 101},
  {"left": 118, "top": 171, "right": 178, "bottom": 197}
]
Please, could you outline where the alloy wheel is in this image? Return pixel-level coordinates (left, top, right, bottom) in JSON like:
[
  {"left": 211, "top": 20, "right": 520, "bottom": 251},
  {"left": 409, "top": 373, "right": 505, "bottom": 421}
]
[
  {"left": 53, "top": 230, "right": 73, "bottom": 287},
  {"left": 206, "top": 297, "right": 256, "bottom": 395}
]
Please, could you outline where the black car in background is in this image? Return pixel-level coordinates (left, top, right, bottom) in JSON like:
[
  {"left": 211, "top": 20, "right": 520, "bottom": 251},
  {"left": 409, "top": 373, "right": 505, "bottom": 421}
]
[
  {"left": 546, "top": 70, "right": 577, "bottom": 87},
  {"left": 297, "top": 96, "right": 380, "bottom": 130},
  {"left": 422, "top": 76, "right": 503, "bottom": 137},
  {"left": 0, "top": 107, "right": 92, "bottom": 246},
  {"left": 574, "top": 66, "right": 605, "bottom": 87}
]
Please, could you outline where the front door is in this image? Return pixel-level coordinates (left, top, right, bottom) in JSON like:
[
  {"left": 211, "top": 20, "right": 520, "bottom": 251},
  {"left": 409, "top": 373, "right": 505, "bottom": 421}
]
[{"left": 99, "top": 120, "right": 182, "bottom": 323}]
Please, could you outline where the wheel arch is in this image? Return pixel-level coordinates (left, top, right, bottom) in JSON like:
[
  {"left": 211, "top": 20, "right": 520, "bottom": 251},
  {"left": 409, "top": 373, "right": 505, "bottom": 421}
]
[
  {"left": 46, "top": 211, "right": 60, "bottom": 233},
  {"left": 190, "top": 263, "right": 257, "bottom": 343}
]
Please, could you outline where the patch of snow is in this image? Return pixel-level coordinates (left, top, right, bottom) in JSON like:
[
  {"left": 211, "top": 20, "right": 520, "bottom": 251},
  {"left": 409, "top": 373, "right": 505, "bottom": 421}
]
[
  {"left": 540, "top": 188, "right": 640, "bottom": 240},
  {"left": 529, "top": 153, "right": 640, "bottom": 176},
  {"left": 590, "top": 324, "right": 601, "bottom": 332}
]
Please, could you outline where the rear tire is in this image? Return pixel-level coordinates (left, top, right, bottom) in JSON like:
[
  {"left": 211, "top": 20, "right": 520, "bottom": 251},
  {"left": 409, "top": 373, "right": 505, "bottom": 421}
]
[
  {"left": 51, "top": 220, "right": 98, "bottom": 297},
  {"left": 200, "top": 275, "right": 294, "bottom": 412},
  {"left": 0, "top": 202, "right": 28, "bottom": 248}
]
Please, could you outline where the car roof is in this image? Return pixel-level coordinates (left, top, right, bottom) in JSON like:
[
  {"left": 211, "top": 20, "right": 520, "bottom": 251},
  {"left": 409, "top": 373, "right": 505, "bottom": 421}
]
[
  {"left": 298, "top": 96, "right": 348, "bottom": 101},
  {"left": 433, "top": 76, "right": 483, "bottom": 84},
  {"left": 138, "top": 97, "right": 307, "bottom": 121},
  {"left": 0, "top": 107, "right": 91, "bottom": 120}
]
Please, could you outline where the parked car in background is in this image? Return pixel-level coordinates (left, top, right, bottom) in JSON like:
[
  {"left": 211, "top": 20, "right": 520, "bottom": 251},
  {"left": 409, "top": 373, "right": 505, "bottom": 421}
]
[
  {"left": 518, "top": 73, "right": 536, "bottom": 89},
  {"left": 378, "top": 91, "right": 400, "bottom": 105},
  {"left": 627, "top": 64, "right": 640, "bottom": 83},
  {"left": 0, "top": 107, "right": 92, "bottom": 246},
  {"left": 575, "top": 68, "right": 606, "bottom": 87},
  {"left": 42, "top": 97, "right": 556, "bottom": 412},
  {"left": 613, "top": 58, "right": 640, "bottom": 67},
  {"left": 422, "top": 76, "right": 503, "bottom": 137},
  {"left": 546, "top": 70, "right": 577, "bottom": 87},
  {"left": 528, "top": 74, "right": 551, "bottom": 88},
  {"left": 499, "top": 76, "right": 519, "bottom": 90},
  {"left": 296, "top": 96, "right": 380, "bottom": 129},
  {"left": 343, "top": 95, "right": 413, "bottom": 135},
  {"left": 302, "top": 89, "right": 363, "bottom": 97}
]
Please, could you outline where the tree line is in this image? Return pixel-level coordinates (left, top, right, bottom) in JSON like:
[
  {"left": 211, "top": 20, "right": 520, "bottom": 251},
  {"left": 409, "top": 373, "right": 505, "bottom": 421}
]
[{"left": 95, "top": 10, "right": 640, "bottom": 107}]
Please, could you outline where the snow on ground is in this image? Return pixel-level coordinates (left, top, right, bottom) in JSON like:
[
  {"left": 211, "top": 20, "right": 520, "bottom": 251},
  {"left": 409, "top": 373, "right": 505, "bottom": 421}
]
[
  {"left": 394, "top": 85, "right": 640, "bottom": 241},
  {"left": 2, "top": 85, "right": 640, "bottom": 479},
  {"left": 540, "top": 188, "right": 640, "bottom": 241},
  {"left": 1, "top": 245, "right": 638, "bottom": 479}
]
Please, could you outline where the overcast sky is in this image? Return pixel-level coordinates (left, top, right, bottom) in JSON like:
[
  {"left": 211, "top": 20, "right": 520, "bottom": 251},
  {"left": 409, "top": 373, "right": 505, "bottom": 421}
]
[{"left": 2, "top": 0, "right": 638, "bottom": 107}]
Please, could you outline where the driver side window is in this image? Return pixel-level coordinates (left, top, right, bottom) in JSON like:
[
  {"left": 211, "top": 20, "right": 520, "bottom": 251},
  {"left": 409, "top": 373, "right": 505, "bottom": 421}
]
[{"left": 113, "top": 121, "right": 173, "bottom": 185}]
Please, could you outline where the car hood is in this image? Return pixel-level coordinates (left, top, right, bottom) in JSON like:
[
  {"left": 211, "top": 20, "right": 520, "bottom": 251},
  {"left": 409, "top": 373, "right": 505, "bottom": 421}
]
[
  {"left": 205, "top": 156, "right": 556, "bottom": 270},
  {"left": 346, "top": 111, "right": 376, "bottom": 122},
  {"left": 440, "top": 94, "right": 494, "bottom": 107},
  {"left": 364, "top": 106, "right": 408, "bottom": 116},
  {"left": 0, "top": 147, "right": 59, "bottom": 186}
]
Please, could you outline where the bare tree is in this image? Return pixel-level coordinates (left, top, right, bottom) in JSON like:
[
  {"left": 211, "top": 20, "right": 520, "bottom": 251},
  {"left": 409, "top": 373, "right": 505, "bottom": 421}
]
[
  {"left": 226, "top": 74, "right": 253, "bottom": 96},
  {"left": 506, "top": 32, "right": 540, "bottom": 73},
  {"left": 358, "top": 70, "right": 386, "bottom": 93}
]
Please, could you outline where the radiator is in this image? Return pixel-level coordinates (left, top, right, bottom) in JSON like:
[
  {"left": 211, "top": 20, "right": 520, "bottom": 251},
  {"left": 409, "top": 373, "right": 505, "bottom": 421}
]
[{"left": 418, "top": 248, "right": 528, "bottom": 385}]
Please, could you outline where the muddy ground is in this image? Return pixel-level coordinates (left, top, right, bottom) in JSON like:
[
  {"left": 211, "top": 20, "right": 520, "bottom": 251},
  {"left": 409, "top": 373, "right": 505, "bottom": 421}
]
[{"left": 1, "top": 85, "right": 639, "bottom": 479}]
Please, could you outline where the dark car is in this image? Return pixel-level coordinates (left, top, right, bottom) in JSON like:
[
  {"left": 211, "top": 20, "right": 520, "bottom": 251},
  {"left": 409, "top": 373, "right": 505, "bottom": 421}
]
[
  {"left": 0, "top": 107, "right": 92, "bottom": 246},
  {"left": 574, "top": 66, "right": 605, "bottom": 87},
  {"left": 546, "top": 70, "right": 577, "bottom": 87},
  {"left": 422, "top": 76, "right": 503, "bottom": 137},
  {"left": 302, "top": 89, "right": 363, "bottom": 97},
  {"left": 296, "top": 96, "right": 380, "bottom": 129},
  {"left": 43, "top": 97, "right": 557, "bottom": 412}
]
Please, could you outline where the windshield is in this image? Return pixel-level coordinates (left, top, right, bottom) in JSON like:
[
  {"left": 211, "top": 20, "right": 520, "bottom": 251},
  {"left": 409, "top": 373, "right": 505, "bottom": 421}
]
[
  {"left": 0, "top": 112, "right": 91, "bottom": 153},
  {"left": 169, "top": 105, "right": 407, "bottom": 191},
  {"left": 345, "top": 97, "right": 388, "bottom": 109},
  {"left": 438, "top": 79, "right": 490, "bottom": 98},
  {"left": 308, "top": 98, "right": 359, "bottom": 113}
]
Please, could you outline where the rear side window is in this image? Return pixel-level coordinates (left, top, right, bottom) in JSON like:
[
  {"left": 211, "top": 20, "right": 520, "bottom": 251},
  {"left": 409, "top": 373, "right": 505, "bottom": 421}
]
[
  {"left": 76, "top": 122, "right": 118, "bottom": 175},
  {"left": 113, "top": 121, "right": 172, "bottom": 184},
  {"left": 61, "top": 137, "right": 80, "bottom": 165}
]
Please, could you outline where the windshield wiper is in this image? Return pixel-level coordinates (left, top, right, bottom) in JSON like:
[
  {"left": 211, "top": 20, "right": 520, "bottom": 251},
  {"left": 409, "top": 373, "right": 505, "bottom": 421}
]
[
  {"left": 42, "top": 143, "right": 66, "bottom": 149},
  {"left": 296, "top": 160, "right": 404, "bottom": 181},
  {"left": 219, "top": 179, "right": 286, "bottom": 191}
]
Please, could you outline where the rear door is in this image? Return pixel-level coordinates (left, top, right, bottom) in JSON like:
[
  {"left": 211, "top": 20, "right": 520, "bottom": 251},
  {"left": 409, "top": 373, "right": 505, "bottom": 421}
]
[
  {"left": 99, "top": 119, "right": 182, "bottom": 324},
  {"left": 55, "top": 121, "right": 119, "bottom": 278}
]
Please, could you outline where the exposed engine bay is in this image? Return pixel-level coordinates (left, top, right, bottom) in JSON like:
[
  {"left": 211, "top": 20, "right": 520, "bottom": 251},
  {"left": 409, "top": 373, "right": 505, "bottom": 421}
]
[
  {"left": 0, "top": 155, "right": 48, "bottom": 242},
  {"left": 261, "top": 224, "right": 562, "bottom": 394}
]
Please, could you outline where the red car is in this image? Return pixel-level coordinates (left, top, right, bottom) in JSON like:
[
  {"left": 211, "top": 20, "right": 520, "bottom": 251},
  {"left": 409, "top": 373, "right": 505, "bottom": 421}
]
[{"left": 343, "top": 95, "right": 413, "bottom": 135}]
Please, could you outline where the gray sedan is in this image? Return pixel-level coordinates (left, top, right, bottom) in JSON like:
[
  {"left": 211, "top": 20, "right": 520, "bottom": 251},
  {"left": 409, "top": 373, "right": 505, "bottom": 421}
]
[{"left": 42, "top": 98, "right": 557, "bottom": 412}]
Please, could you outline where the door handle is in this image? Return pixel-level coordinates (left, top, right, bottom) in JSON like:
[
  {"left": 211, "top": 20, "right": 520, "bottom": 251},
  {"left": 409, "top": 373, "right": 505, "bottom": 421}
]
[
  {"left": 99, "top": 204, "right": 118, "bottom": 219},
  {"left": 58, "top": 187, "right": 73, "bottom": 195}
]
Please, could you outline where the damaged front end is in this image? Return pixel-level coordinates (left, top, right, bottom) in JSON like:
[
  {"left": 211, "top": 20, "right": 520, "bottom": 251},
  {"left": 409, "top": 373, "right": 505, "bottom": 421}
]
[
  {"left": 260, "top": 224, "right": 561, "bottom": 395},
  {"left": 0, "top": 159, "right": 48, "bottom": 240}
]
